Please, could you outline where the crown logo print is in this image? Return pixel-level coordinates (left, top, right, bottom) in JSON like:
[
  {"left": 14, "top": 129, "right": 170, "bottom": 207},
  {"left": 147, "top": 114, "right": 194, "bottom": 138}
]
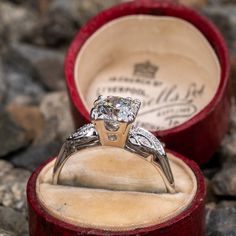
[{"left": 133, "top": 60, "right": 158, "bottom": 79}]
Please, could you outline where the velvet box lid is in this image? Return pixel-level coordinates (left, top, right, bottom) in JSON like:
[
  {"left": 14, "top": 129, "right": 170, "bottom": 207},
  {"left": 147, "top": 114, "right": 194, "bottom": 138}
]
[{"left": 65, "top": 0, "right": 230, "bottom": 165}]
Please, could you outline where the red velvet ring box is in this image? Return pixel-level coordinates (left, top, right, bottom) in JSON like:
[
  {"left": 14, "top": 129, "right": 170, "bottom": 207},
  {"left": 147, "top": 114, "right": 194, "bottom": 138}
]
[
  {"left": 27, "top": 0, "right": 230, "bottom": 235},
  {"left": 27, "top": 150, "right": 205, "bottom": 236}
]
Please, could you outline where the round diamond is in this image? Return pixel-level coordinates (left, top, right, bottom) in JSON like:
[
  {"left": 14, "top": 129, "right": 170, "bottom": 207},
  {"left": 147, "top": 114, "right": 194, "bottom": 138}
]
[{"left": 91, "top": 96, "right": 141, "bottom": 129}]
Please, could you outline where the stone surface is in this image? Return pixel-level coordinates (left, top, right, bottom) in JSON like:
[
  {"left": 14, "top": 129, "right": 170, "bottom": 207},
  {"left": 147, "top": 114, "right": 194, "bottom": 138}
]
[
  {"left": 179, "top": 0, "right": 208, "bottom": 7},
  {"left": 39, "top": 91, "right": 75, "bottom": 143},
  {"left": 0, "top": 1, "right": 37, "bottom": 43},
  {"left": 202, "top": 5, "right": 236, "bottom": 54},
  {"left": 206, "top": 204, "right": 236, "bottom": 235},
  {"left": 212, "top": 166, "right": 236, "bottom": 196},
  {"left": 26, "top": 7, "right": 78, "bottom": 48},
  {"left": 0, "top": 59, "right": 7, "bottom": 103},
  {"left": 2, "top": 46, "right": 45, "bottom": 105},
  {"left": 0, "top": 160, "right": 30, "bottom": 213},
  {"left": 6, "top": 103, "right": 45, "bottom": 142},
  {"left": 10, "top": 43, "right": 66, "bottom": 91},
  {"left": 9, "top": 141, "right": 61, "bottom": 171},
  {"left": 49, "top": 0, "right": 125, "bottom": 26},
  {"left": 0, "top": 229, "right": 16, "bottom": 236},
  {"left": 0, "top": 110, "right": 31, "bottom": 157},
  {"left": 0, "top": 206, "right": 28, "bottom": 235}
]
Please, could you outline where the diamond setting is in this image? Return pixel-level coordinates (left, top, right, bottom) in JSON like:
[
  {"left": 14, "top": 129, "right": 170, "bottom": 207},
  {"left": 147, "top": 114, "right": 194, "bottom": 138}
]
[
  {"left": 90, "top": 96, "right": 141, "bottom": 131},
  {"left": 67, "top": 124, "right": 97, "bottom": 141},
  {"left": 128, "top": 127, "right": 165, "bottom": 156}
]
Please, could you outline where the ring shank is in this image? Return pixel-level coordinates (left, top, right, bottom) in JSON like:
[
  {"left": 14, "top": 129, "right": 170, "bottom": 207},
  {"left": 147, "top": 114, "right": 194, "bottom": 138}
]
[{"left": 52, "top": 142, "right": 175, "bottom": 193}]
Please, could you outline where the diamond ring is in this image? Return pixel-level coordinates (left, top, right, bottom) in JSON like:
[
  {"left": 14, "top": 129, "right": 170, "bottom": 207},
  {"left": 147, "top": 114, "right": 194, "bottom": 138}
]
[{"left": 52, "top": 95, "right": 175, "bottom": 193}]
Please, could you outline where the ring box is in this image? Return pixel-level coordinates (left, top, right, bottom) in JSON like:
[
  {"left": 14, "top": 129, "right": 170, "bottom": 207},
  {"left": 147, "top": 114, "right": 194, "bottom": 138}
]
[
  {"left": 27, "top": 0, "right": 230, "bottom": 235},
  {"left": 27, "top": 149, "right": 205, "bottom": 236}
]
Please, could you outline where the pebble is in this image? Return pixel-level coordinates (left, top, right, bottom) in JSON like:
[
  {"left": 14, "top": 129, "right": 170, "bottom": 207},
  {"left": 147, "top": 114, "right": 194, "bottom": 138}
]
[
  {"left": 0, "top": 229, "right": 16, "bottom": 236},
  {"left": 49, "top": 0, "right": 125, "bottom": 25},
  {"left": 202, "top": 5, "right": 236, "bottom": 54},
  {"left": 39, "top": 91, "right": 75, "bottom": 143},
  {"left": 9, "top": 141, "right": 61, "bottom": 171},
  {"left": 0, "top": 1, "right": 37, "bottom": 42},
  {"left": 206, "top": 204, "right": 236, "bottom": 235},
  {"left": 179, "top": 0, "right": 207, "bottom": 7},
  {"left": 6, "top": 103, "right": 45, "bottom": 142},
  {"left": 0, "top": 160, "right": 30, "bottom": 213},
  {"left": 2, "top": 46, "right": 45, "bottom": 105},
  {"left": 10, "top": 43, "right": 66, "bottom": 91},
  {"left": 0, "top": 110, "right": 31, "bottom": 157},
  {"left": 0, "top": 59, "right": 7, "bottom": 103},
  {"left": 0, "top": 206, "right": 28, "bottom": 235},
  {"left": 26, "top": 7, "right": 78, "bottom": 48},
  {"left": 212, "top": 165, "right": 236, "bottom": 196}
]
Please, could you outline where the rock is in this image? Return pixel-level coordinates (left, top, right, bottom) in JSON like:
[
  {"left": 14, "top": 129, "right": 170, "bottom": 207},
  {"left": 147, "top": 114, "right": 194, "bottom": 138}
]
[
  {"left": 0, "top": 1, "right": 38, "bottom": 42},
  {"left": 0, "top": 110, "right": 31, "bottom": 157},
  {"left": 11, "top": 43, "right": 66, "bottom": 90},
  {"left": 49, "top": 0, "right": 124, "bottom": 26},
  {"left": 9, "top": 141, "right": 61, "bottom": 171},
  {"left": 212, "top": 165, "right": 236, "bottom": 196},
  {"left": 206, "top": 204, "right": 236, "bottom": 235},
  {"left": 202, "top": 5, "right": 236, "bottom": 54},
  {"left": 208, "top": 0, "right": 236, "bottom": 5},
  {"left": 229, "top": 99, "right": 236, "bottom": 128},
  {"left": 26, "top": 8, "right": 78, "bottom": 47},
  {"left": 2, "top": 46, "right": 45, "bottom": 105},
  {"left": 0, "top": 160, "right": 30, "bottom": 213},
  {"left": 205, "top": 178, "right": 217, "bottom": 203},
  {"left": 178, "top": 0, "right": 207, "bottom": 8},
  {"left": 0, "top": 206, "right": 28, "bottom": 235},
  {"left": 39, "top": 91, "right": 75, "bottom": 143},
  {"left": 218, "top": 200, "right": 236, "bottom": 207},
  {"left": 6, "top": 103, "right": 45, "bottom": 141},
  {"left": 0, "top": 59, "right": 7, "bottom": 103},
  {"left": 0, "top": 229, "right": 16, "bottom": 236},
  {"left": 0, "top": 15, "right": 7, "bottom": 52}
]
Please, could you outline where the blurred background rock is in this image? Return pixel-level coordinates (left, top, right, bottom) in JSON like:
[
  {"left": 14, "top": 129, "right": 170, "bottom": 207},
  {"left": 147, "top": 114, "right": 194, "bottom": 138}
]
[{"left": 0, "top": 0, "right": 235, "bottom": 235}]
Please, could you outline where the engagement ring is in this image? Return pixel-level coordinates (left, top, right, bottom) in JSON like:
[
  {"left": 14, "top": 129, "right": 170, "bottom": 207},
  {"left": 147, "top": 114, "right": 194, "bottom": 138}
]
[{"left": 52, "top": 95, "right": 175, "bottom": 193}]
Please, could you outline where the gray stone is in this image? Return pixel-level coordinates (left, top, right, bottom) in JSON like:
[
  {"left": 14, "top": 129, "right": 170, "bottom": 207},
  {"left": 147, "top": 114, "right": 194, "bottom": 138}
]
[
  {"left": 0, "top": 2, "right": 37, "bottom": 42},
  {"left": 206, "top": 204, "right": 236, "bottom": 235},
  {"left": 49, "top": 0, "right": 125, "bottom": 26},
  {"left": 0, "top": 229, "right": 16, "bottom": 236},
  {"left": 11, "top": 43, "right": 66, "bottom": 91},
  {"left": 5, "top": 103, "right": 45, "bottom": 144},
  {"left": 27, "top": 7, "right": 78, "bottom": 47},
  {"left": 202, "top": 5, "right": 236, "bottom": 54},
  {"left": 208, "top": 0, "right": 236, "bottom": 5},
  {"left": 39, "top": 91, "right": 75, "bottom": 143},
  {"left": 9, "top": 141, "right": 61, "bottom": 171},
  {"left": 212, "top": 166, "right": 236, "bottom": 196},
  {"left": 0, "top": 160, "right": 30, "bottom": 213},
  {"left": 0, "top": 59, "right": 7, "bottom": 104},
  {"left": 0, "top": 206, "right": 28, "bottom": 235},
  {"left": 0, "top": 111, "right": 31, "bottom": 157},
  {"left": 205, "top": 178, "right": 217, "bottom": 203},
  {"left": 2, "top": 46, "right": 45, "bottom": 105},
  {"left": 218, "top": 200, "right": 236, "bottom": 207}
]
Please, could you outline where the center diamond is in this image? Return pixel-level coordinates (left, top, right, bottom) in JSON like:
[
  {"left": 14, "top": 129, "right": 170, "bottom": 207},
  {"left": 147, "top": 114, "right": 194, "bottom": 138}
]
[{"left": 91, "top": 96, "right": 141, "bottom": 131}]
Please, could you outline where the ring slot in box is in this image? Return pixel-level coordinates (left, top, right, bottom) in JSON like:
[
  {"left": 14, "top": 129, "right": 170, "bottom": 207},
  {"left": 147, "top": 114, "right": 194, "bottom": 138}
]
[{"left": 28, "top": 148, "right": 205, "bottom": 235}]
